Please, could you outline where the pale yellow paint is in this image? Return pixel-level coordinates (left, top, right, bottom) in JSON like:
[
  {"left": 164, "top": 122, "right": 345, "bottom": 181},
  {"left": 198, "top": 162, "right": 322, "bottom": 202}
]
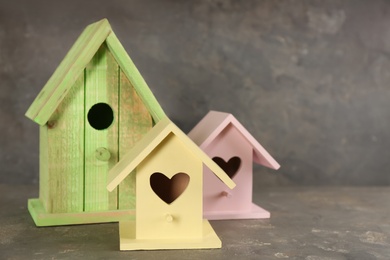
[
  {"left": 106, "top": 117, "right": 235, "bottom": 248},
  {"left": 136, "top": 133, "right": 203, "bottom": 239},
  {"left": 119, "top": 220, "right": 221, "bottom": 250},
  {"left": 107, "top": 117, "right": 235, "bottom": 192}
]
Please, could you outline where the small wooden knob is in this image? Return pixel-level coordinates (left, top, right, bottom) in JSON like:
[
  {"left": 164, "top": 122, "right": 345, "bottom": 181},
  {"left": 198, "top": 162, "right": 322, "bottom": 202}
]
[
  {"left": 166, "top": 214, "right": 173, "bottom": 223},
  {"left": 95, "top": 147, "right": 111, "bottom": 161},
  {"left": 221, "top": 191, "right": 232, "bottom": 198},
  {"left": 47, "top": 120, "right": 56, "bottom": 129}
]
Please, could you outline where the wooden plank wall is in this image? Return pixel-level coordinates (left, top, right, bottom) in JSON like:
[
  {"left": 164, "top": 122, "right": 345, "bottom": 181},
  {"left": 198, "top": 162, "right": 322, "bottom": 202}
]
[
  {"left": 44, "top": 74, "right": 85, "bottom": 213},
  {"left": 84, "top": 44, "right": 118, "bottom": 212},
  {"left": 42, "top": 42, "right": 153, "bottom": 213},
  {"left": 118, "top": 69, "right": 153, "bottom": 209}
]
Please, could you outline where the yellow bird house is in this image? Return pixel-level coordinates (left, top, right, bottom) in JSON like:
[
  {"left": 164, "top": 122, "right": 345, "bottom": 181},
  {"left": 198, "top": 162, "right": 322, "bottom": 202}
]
[{"left": 107, "top": 117, "right": 235, "bottom": 250}]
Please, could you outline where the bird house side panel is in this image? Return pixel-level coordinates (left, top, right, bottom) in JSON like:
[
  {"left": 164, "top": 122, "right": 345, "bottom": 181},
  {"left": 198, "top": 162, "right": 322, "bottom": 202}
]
[
  {"left": 136, "top": 135, "right": 203, "bottom": 240},
  {"left": 117, "top": 69, "right": 153, "bottom": 210},
  {"left": 44, "top": 73, "right": 85, "bottom": 213},
  {"left": 84, "top": 44, "right": 119, "bottom": 212},
  {"left": 39, "top": 125, "right": 49, "bottom": 212}
]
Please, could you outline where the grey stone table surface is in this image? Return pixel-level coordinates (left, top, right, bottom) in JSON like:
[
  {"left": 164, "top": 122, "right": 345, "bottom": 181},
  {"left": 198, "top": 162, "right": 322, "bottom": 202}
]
[{"left": 0, "top": 184, "right": 389, "bottom": 260}]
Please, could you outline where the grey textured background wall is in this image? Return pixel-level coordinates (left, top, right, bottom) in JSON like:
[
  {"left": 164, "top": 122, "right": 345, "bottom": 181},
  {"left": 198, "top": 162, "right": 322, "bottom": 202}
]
[{"left": 1, "top": 0, "right": 389, "bottom": 186}]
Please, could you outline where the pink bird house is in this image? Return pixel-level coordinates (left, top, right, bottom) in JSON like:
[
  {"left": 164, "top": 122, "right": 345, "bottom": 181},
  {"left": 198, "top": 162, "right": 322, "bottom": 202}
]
[{"left": 188, "top": 111, "right": 280, "bottom": 220}]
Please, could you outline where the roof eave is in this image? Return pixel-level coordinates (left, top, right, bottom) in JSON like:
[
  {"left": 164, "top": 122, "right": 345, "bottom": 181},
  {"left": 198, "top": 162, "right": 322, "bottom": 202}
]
[
  {"left": 107, "top": 117, "right": 172, "bottom": 191},
  {"left": 107, "top": 117, "right": 236, "bottom": 191},
  {"left": 229, "top": 116, "right": 280, "bottom": 170},
  {"left": 25, "top": 18, "right": 112, "bottom": 126},
  {"left": 190, "top": 111, "right": 280, "bottom": 171}
]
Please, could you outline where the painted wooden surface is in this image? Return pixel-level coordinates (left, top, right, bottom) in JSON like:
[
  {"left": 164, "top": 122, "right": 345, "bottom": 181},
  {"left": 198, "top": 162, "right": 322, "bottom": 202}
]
[
  {"left": 135, "top": 133, "right": 203, "bottom": 240},
  {"left": 106, "top": 32, "right": 165, "bottom": 122},
  {"left": 25, "top": 19, "right": 111, "bottom": 126},
  {"left": 188, "top": 111, "right": 280, "bottom": 170},
  {"left": 108, "top": 117, "right": 235, "bottom": 192},
  {"left": 119, "top": 220, "right": 221, "bottom": 250},
  {"left": 25, "top": 18, "right": 165, "bottom": 127},
  {"left": 107, "top": 117, "right": 235, "bottom": 250},
  {"left": 188, "top": 111, "right": 280, "bottom": 220},
  {"left": 27, "top": 18, "right": 167, "bottom": 226},
  {"left": 28, "top": 198, "right": 134, "bottom": 226},
  {"left": 84, "top": 44, "right": 118, "bottom": 212},
  {"left": 29, "top": 59, "right": 155, "bottom": 225},
  {"left": 44, "top": 73, "right": 85, "bottom": 213},
  {"left": 202, "top": 124, "right": 254, "bottom": 213},
  {"left": 118, "top": 69, "right": 153, "bottom": 210},
  {"left": 39, "top": 125, "right": 49, "bottom": 212}
]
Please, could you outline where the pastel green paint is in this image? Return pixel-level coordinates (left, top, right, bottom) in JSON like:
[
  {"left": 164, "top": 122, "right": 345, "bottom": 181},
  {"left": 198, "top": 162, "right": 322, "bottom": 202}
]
[{"left": 26, "top": 19, "right": 165, "bottom": 226}]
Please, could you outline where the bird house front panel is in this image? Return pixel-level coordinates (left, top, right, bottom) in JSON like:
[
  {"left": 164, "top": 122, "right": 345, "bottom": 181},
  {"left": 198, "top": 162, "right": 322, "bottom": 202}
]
[
  {"left": 203, "top": 124, "right": 253, "bottom": 213},
  {"left": 26, "top": 20, "right": 165, "bottom": 226},
  {"left": 84, "top": 43, "right": 153, "bottom": 211},
  {"left": 41, "top": 43, "right": 153, "bottom": 214},
  {"left": 135, "top": 133, "right": 203, "bottom": 240},
  {"left": 84, "top": 44, "right": 119, "bottom": 211}
]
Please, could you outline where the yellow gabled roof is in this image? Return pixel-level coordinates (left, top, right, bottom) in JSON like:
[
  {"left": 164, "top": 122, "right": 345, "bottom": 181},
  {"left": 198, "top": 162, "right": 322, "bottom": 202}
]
[{"left": 107, "top": 116, "right": 235, "bottom": 192}]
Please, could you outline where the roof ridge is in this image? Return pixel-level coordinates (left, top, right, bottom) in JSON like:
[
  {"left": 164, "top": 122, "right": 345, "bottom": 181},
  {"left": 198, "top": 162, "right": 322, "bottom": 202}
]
[
  {"left": 189, "top": 111, "right": 280, "bottom": 170},
  {"left": 26, "top": 18, "right": 165, "bottom": 125},
  {"left": 107, "top": 117, "right": 235, "bottom": 191}
]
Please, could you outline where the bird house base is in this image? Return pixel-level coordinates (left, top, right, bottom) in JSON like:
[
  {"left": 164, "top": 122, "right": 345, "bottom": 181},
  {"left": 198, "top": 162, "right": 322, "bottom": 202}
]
[
  {"left": 28, "top": 198, "right": 134, "bottom": 226},
  {"left": 204, "top": 203, "right": 270, "bottom": 220},
  {"left": 118, "top": 219, "right": 222, "bottom": 250}
]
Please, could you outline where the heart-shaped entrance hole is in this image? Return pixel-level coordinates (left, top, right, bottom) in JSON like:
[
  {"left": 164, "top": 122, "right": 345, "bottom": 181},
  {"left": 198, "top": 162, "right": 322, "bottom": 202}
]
[
  {"left": 212, "top": 156, "right": 241, "bottom": 179},
  {"left": 150, "top": 172, "right": 190, "bottom": 204}
]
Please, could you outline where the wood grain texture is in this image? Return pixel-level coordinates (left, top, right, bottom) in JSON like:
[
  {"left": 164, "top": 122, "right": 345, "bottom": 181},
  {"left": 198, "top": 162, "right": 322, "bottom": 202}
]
[
  {"left": 26, "top": 19, "right": 111, "bottom": 126},
  {"left": 25, "top": 19, "right": 168, "bottom": 225},
  {"left": 45, "top": 73, "right": 85, "bottom": 213},
  {"left": 39, "top": 125, "right": 49, "bottom": 212},
  {"left": 106, "top": 32, "right": 166, "bottom": 122},
  {"left": 118, "top": 69, "right": 153, "bottom": 209},
  {"left": 84, "top": 43, "right": 119, "bottom": 212},
  {"left": 107, "top": 117, "right": 172, "bottom": 191}
]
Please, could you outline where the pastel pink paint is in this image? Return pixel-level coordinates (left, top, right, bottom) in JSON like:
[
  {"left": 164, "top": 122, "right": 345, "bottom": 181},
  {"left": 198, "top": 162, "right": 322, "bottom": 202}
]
[{"left": 188, "top": 111, "right": 280, "bottom": 220}]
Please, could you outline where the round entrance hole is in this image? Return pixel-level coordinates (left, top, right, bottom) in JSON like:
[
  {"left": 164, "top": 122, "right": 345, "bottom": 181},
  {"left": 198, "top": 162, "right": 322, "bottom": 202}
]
[{"left": 87, "top": 103, "right": 114, "bottom": 130}]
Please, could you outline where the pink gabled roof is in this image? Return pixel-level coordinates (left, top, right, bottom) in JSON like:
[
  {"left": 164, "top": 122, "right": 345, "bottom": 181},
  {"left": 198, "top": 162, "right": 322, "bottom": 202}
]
[{"left": 188, "top": 111, "right": 280, "bottom": 170}]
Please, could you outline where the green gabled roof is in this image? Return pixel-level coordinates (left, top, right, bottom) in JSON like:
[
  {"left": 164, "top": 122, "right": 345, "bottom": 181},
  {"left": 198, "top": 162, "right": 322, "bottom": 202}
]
[{"left": 26, "top": 18, "right": 165, "bottom": 126}]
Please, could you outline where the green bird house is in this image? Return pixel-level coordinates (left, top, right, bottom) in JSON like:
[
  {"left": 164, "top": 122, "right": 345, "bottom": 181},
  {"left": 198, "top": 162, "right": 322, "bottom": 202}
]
[{"left": 26, "top": 19, "right": 165, "bottom": 226}]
